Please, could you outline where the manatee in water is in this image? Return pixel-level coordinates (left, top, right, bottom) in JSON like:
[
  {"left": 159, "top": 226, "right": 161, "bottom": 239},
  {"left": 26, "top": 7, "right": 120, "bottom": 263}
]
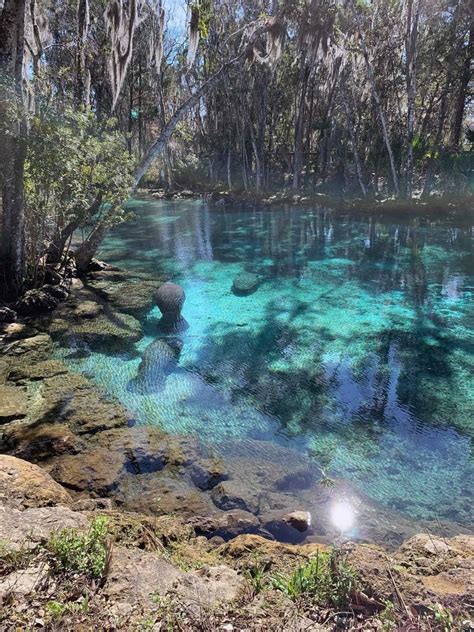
[
  {"left": 155, "top": 282, "right": 188, "bottom": 333},
  {"left": 128, "top": 336, "right": 183, "bottom": 393}
]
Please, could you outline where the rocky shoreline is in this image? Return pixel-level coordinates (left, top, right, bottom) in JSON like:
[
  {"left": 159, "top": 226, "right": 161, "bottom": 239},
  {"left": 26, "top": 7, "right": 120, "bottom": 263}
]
[
  {"left": 1, "top": 262, "right": 473, "bottom": 629},
  {"left": 148, "top": 187, "right": 474, "bottom": 222}
]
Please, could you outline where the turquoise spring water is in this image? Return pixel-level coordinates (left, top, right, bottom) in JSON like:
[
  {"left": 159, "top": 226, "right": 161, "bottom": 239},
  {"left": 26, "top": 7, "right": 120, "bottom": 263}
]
[{"left": 62, "top": 199, "right": 473, "bottom": 527}]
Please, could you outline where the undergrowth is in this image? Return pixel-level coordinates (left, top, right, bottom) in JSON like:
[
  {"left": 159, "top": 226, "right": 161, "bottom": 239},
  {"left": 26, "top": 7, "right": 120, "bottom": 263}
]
[{"left": 48, "top": 516, "right": 111, "bottom": 579}]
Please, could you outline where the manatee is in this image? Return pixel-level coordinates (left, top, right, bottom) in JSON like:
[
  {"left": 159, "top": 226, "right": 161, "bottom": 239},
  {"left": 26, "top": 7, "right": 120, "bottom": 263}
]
[
  {"left": 155, "top": 282, "right": 188, "bottom": 333},
  {"left": 128, "top": 336, "right": 183, "bottom": 394}
]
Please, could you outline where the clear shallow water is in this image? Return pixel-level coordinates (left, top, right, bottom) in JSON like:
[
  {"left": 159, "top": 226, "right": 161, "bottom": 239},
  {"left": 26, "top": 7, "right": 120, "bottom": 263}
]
[{"left": 64, "top": 199, "right": 473, "bottom": 527}]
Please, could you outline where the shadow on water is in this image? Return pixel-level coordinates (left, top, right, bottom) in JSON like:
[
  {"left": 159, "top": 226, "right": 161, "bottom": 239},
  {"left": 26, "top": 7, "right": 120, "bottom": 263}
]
[{"left": 62, "top": 198, "right": 474, "bottom": 526}]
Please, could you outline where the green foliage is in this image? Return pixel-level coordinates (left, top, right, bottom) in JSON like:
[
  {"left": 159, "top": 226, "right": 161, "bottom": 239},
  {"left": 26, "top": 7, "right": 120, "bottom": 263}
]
[
  {"left": 271, "top": 549, "right": 356, "bottom": 608},
  {"left": 432, "top": 603, "right": 454, "bottom": 632},
  {"left": 24, "top": 107, "right": 134, "bottom": 247},
  {"left": 244, "top": 555, "right": 269, "bottom": 595},
  {"left": 379, "top": 600, "right": 397, "bottom": 631},
  {"left": 48, "top": 517, "right": 109, "bottom": 579},
  {"left": 45, "top": 598, "right": 89, "bottom": 621}
]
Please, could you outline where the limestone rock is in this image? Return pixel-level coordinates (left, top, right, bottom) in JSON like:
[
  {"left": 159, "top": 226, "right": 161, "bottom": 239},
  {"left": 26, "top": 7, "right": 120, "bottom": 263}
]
[
  {"left": 0, "top": 566, "right": 50, "bottom": 602},
  {"left": 36, "top": 371, "right": 130, "bottom": 435},
  {"left": 116, "top": 473, "right": 216, "bottom": 518},
  {"left": 1, "top": 333, "right": 53, "bottom": 364},
  {"left": 284, "top": 510, "right": 312, "bottom": 532},
  {"left": 47, "top": 448, "right": 125, "bottom": 495},
  {"left": 48, "top": 282, "right": 142, "bottom": 347},
  {"left": 88, "top": 269, "right": 158, "bottom": 319},
  {"left": 0, "top": 385, "right": 28, "bottom": 423},
  {"left": 189, "top": 458, "right": 228, "bottom": 490},
  {"left": 260, "top": 509, "right": 312, "bottom": 543},
  {"left": 7, "top": 359, "right": 69, "bottom": 384},
  {"left": 0, "top": 455, "right": 72, "bottom": 509},
  {"left": 0, "top": 504, "right": 87, "bottom": 549},
  {"left": 177, "top": 565, "right": 245, "bottom": 607},
  {"left": 103, "top": 545, "right": 183, "bottom": 615}
]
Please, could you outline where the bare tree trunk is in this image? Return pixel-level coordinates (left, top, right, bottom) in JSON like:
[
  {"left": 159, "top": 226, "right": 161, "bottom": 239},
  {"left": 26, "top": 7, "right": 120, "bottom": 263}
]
[
  {"left": 341, "top": 84, "right": 367, "bottom": 196},
  {"left": 451, "top": 19, "right": 473, "bottom": 147},
  {"left": 0, "top": 0, "right": 27, "bottom": 295},
  {"left": 357, "top": 25, "right": 400, "bottom": 197},
  {"left": 75, "top": 0, "right": 90, "bottom": 106},
  {"left": 404, "top": 0, "right": 420, "bottom": 198},
  {"left": 292, "top": 59, "right": 309, "bottom": 190}
]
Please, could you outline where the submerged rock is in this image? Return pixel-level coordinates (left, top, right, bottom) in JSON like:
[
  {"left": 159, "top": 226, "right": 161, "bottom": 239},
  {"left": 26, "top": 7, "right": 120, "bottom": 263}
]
[
  {"left": 211, "top": 479, "right": 261, "bottom": 514},
  {"left": 1, "top": 423, "right": 82, "bottom": 461},
  {"left": 128, "top": 336, "right": 183, "bottom": 393},
  {"left": 155, "top": 282, "right": 188, "bottom": 332},
  {"left": 231, "top": 272, "right": 260, "bottom": 296},
  {"left": 192, "top": 510, "right": 262, "bottom": 540},
  {"left": 49, "top": 280, "right": 142, "bottom": 347},
  {"left": 0, "top": 384, "right": 28, "bottom": 423},
  {"left": 88, "top": 268, "right": 158, "bottom": 319}
]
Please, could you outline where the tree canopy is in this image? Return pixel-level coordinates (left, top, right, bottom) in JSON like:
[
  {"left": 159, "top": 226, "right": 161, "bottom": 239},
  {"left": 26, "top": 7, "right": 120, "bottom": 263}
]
[{"left": 0, "top": 0, "right": 472, "bottom": 296}]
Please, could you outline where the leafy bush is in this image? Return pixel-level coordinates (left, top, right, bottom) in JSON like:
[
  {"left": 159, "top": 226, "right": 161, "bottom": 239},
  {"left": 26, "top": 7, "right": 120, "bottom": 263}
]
[
  {"left": 271, "top": 549, "right": 356, "bottom": 608},
  {"left": 48, "top": 517, "right": 110, "bottom": 579}
]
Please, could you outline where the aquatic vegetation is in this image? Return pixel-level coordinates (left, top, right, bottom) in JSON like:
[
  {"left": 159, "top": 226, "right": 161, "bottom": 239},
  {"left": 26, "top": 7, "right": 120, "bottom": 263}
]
[{"left": 58, "top": 200, "right": 474, "bottom": 527}]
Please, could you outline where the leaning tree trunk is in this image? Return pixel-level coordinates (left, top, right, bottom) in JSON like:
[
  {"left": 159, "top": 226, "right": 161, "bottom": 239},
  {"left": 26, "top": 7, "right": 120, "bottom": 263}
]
[
  {"left": 0, "top": 0, "right": 28, "bottom": 296},
  {"left": 133, "top": 51, "right": 247, "bottom": 187}
]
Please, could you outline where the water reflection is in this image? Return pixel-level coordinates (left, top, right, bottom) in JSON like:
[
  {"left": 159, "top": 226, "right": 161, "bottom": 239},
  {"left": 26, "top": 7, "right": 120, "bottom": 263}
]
[{"left": 92, "top": 199, "right": 474, "bottom": 526}]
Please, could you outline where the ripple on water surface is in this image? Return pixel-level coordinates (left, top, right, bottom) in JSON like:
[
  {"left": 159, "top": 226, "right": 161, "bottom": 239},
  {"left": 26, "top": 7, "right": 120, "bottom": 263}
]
[{"left": 59, "top": 199, "right": 474, "bottom": 529}]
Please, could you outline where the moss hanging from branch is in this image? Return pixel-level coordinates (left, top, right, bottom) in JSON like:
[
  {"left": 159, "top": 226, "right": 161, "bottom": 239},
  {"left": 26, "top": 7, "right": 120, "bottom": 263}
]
[{"left": 105, "top": 0, "right": 145, "bottom": 111}]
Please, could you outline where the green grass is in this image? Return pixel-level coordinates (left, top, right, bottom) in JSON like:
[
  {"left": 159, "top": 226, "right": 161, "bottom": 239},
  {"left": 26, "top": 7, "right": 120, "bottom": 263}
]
[{"left": 271, "top": 549, "right": 357, "bottom": 608}]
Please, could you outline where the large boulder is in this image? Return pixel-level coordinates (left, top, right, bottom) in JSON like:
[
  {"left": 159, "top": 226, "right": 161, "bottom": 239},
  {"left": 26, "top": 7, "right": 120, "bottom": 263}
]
[
  {"left": 231, "top": 272, "right": 260, "bottom": 296},
  {"left": 128, "top": 336, "right": 183, "bottom": 393},
  {"left": 155, "top": 282, "right": 188, "bottom": 332},
  {"left": 0, "top": 455, "right": 72, "bottom": 509}
]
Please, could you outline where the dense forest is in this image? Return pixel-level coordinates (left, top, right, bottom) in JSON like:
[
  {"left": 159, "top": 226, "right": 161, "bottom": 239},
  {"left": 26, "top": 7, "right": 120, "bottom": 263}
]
[{"left": 0, "top": 0, "right": 472, "bottom": 297}]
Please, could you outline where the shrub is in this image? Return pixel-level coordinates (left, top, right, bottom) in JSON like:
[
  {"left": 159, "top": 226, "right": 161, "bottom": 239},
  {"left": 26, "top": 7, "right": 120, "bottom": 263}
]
[{"left": 48, "top": 517, "right": 110, "bottom": 579}]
